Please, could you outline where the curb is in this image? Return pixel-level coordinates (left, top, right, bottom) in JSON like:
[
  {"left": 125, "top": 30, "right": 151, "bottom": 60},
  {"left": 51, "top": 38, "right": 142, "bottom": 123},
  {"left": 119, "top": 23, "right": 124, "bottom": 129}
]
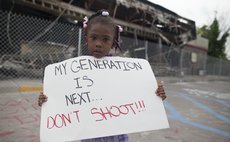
[{"left": 18, "top": 86, "right": 43, "bottom": 92}]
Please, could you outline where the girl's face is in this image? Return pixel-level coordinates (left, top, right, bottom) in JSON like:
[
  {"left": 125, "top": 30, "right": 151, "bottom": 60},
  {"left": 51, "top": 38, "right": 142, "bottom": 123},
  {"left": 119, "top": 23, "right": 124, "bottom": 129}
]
[{"left": 86, "top": 23, "right": 115, "bottom": 58}]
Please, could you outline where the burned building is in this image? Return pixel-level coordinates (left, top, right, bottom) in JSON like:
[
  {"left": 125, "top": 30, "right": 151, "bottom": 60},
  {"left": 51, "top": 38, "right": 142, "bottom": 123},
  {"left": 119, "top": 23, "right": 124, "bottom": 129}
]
[
  {"left": 1, "top": 0, "right": 201, "bottom": 76},
  {"left": 7, "top": 0, "right": 196, "bottom": 45}
]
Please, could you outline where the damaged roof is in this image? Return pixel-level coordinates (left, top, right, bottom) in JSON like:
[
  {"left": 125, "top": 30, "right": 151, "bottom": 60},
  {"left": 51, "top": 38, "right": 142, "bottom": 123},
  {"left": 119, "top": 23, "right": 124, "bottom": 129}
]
[{"left": 13, "top": 0, "right": 196, "bottom": 45}]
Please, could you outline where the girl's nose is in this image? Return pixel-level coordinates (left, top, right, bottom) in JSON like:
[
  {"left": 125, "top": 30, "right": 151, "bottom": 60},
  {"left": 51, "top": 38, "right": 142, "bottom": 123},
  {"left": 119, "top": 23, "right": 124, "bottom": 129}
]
[{"left": 95, "top": 40, "right": 102, "bottom": 48}]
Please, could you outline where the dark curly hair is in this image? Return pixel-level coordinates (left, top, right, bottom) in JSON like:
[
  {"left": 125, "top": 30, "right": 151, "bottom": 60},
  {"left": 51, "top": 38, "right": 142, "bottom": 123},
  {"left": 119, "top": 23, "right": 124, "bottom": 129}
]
[{"left": 83, "top": 10, "right": 122, "bottom": 51}]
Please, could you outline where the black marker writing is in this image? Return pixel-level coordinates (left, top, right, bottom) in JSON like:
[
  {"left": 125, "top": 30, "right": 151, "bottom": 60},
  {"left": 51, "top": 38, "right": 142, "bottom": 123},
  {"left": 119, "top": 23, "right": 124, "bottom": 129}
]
[{"left": 65, "top": 91, "right": 91, "bottom": 106}]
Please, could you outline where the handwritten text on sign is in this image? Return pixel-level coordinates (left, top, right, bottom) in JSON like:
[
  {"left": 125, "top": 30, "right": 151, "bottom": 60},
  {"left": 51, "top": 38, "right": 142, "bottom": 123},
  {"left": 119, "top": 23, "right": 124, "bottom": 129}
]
[{"left": 40, "top": 56, "right": 169, "bottom": 142}]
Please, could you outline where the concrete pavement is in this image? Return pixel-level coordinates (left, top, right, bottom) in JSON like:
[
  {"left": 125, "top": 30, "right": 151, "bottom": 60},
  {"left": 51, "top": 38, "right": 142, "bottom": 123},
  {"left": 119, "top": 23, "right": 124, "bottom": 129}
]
[{"left": 0, "top": 76, "right": 230, "bottom": 142}]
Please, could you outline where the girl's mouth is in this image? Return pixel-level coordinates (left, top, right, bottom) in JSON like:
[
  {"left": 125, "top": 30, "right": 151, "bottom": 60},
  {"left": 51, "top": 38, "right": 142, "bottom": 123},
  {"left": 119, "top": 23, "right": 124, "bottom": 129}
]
[
  {"left": 92, "top": 50, "right": 103, "bottom": 58},
  {"left": 93, "top": 50, "right": 102, "bottom": 54}
]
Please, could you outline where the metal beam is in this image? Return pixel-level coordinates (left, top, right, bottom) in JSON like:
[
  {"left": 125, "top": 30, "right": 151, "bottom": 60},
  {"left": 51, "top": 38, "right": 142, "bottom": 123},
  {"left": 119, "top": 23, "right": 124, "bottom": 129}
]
[{"left": 15, "top": 0, "right": 164, "bottom": 41}]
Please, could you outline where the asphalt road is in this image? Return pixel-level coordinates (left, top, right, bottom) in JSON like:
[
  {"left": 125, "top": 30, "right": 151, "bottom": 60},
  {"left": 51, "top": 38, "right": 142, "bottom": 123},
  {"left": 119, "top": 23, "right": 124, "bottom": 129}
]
[
  {"left": 129, "top": 81, "right": 230, "bottom": 142},
  {"left": 0, "top": 79, "right": 229, "bottom": 142}
]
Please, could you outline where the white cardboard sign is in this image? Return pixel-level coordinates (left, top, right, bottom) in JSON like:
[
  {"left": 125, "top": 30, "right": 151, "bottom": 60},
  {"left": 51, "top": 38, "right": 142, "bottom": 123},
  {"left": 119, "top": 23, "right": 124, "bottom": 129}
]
[{"left": 40, "top": 56, "right": 169, "bottom": 142}]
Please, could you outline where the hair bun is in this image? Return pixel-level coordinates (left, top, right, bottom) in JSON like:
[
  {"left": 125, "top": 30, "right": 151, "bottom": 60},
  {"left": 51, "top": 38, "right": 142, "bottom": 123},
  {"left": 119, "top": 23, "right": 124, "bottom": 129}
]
[
  {"left": 102, "top": 11, "right": 109, "bottom": 16},
  {"left": 117, "top": 25, "right": 123, "bottom": 32}
]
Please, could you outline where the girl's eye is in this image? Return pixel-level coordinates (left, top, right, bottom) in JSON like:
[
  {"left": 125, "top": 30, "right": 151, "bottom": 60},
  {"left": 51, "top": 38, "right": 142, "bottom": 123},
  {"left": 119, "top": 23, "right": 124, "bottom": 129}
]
[
  {"left": 90, "top": 36, "right": 97, "bottom": 40},
  {"left": 102, "top": 37, "right": 109, "bottom": 42}
]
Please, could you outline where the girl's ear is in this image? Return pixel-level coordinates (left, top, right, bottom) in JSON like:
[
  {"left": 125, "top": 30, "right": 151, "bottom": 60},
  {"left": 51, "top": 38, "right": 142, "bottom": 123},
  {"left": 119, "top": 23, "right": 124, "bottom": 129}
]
[
  {"left": 112, "top": 30, "right": 118, "bottom": 49},
  {"left": 111, "top": 40, "right": 115, "bottom": 49}
]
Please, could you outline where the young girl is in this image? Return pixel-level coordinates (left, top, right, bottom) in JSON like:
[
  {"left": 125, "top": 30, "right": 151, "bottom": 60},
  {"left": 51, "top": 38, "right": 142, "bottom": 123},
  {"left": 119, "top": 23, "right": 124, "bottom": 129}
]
[{"left": 38, "top": 10, "right": 166, "bottom": 142}]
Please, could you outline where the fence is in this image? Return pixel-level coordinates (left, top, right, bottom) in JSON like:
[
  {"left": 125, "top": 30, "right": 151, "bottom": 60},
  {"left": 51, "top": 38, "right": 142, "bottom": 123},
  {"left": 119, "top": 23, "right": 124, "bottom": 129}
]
[{"left": 1, "top": 10, "right": 230, "bottom": 79}]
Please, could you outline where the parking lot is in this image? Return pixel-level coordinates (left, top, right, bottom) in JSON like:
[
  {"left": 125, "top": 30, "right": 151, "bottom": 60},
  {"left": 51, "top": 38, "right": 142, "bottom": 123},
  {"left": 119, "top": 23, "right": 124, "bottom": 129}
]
[{"left": 0, "top": 77, "right": 230, "bottom": 142}]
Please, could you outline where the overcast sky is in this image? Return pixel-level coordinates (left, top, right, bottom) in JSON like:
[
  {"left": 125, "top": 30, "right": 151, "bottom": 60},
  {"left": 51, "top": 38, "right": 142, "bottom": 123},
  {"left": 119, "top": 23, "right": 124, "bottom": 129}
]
[{"left": 148, "top": 0, "right": 230, "bottom": 58}]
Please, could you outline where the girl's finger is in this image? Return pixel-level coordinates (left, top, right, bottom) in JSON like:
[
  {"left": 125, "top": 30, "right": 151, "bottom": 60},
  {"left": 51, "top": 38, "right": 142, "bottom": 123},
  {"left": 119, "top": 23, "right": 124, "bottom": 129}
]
[
  {"left": 39, "top": 95, "right": 47, "bottom": 99},
  {"left": 40, "top": 97, "right": 47, "bottom": 101},
  {"left": 38, "top": 100, "right": 47, "bottom": 106},
  {"left": 158, "top": 92, "right": 165, "bottom": 95}
]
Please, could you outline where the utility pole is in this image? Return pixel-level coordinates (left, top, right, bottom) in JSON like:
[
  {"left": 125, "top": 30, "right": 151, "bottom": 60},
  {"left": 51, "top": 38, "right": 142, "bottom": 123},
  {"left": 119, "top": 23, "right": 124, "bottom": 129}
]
[{"left": 78, "top": 28, "right": 82, "bottom": 56}]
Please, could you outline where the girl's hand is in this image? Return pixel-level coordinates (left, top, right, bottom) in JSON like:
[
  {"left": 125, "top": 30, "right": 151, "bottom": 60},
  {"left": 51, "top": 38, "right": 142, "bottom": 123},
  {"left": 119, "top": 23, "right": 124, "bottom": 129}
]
[
  {"left": 156, "top": 81, "right": 167, "bottom": 100},
  {"left": 38, "top": 92, "right": 48, "bottom": 106}
]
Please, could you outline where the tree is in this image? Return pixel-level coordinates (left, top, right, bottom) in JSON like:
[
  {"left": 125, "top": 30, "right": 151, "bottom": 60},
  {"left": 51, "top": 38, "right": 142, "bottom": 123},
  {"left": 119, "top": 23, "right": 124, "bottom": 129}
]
[{"left": 197, "top": 17, "right": 229, "bottom": 59}]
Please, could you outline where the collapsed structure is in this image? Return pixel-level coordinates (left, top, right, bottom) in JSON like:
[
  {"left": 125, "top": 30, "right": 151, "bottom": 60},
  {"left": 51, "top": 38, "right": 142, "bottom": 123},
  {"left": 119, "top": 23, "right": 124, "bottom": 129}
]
[
  {"left": 2, "top": 0, "right": 209, "bottom": 77},
  {"left": 14, "top": 0, "right": 196, "bottom": 45}
]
